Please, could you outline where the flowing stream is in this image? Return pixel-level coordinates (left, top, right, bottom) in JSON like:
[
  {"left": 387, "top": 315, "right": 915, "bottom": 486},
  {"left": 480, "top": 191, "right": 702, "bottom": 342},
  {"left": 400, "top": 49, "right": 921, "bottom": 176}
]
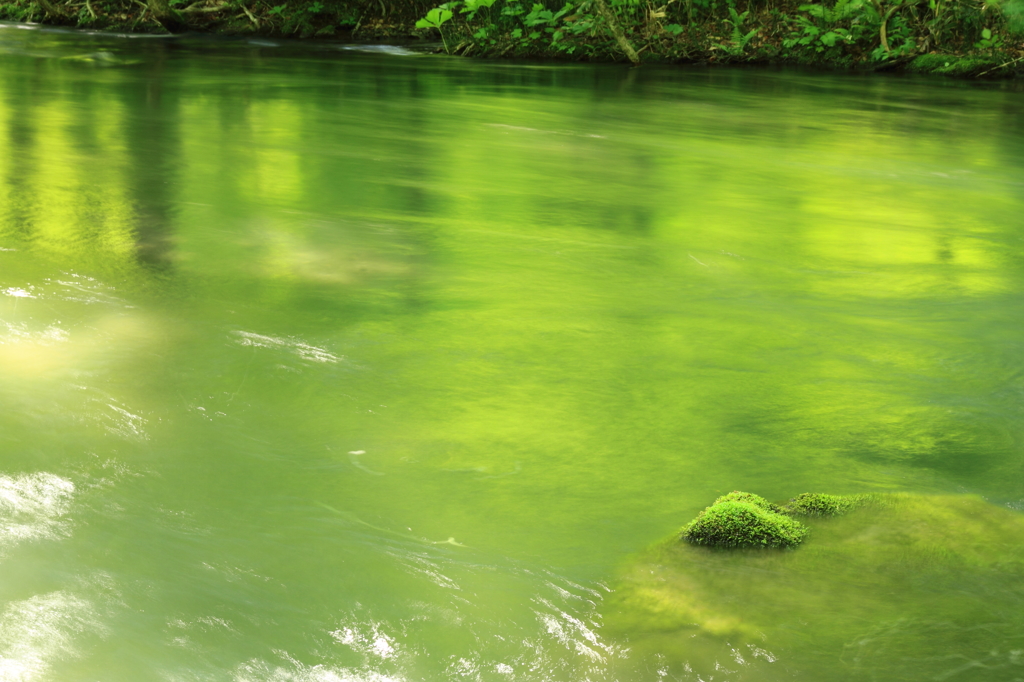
[{"left": 2, "top": 22, "right": 1024, "bottom": 681}]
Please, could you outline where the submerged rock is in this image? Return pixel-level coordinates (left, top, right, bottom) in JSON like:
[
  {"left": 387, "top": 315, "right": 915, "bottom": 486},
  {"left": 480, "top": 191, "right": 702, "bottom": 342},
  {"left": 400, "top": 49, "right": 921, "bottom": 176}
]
[{"left": 604, "top": 493, "right": 1024, "bottom": 681}]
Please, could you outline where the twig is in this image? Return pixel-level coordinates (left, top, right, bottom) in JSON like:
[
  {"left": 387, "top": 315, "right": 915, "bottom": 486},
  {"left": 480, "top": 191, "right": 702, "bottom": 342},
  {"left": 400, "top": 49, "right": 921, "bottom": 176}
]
[
  {"left": 130, "top": 3, "right": 148, "bottom": 29},
  {"left": 36, "top": 0, "right": 64, "bottom": 18},
  {"left": 85, "top": 0, "right": 97, "bottom": 19},
  {"left": 181, "top": 3, "right": 229, "bottom": 13},
  {"left": 240, "top": 2, "right": 258, "bottom": 26},
  {"left": 879, "top": 3, "right": 899, "bottom": 53},
  {"left": 977, "top": 53, "right": 1024, "bottom": 76}
]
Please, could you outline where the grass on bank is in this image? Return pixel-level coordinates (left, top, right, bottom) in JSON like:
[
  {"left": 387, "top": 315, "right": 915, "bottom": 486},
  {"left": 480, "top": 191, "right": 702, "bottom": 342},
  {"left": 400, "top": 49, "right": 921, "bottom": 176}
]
[{"left": 0, "top": 0, "right": 1021, "bottom": 76}]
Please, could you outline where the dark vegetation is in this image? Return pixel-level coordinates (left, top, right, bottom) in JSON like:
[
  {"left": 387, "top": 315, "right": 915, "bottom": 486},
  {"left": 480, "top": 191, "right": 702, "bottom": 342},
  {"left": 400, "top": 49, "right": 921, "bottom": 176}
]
[{"left": 1, "top": 0, "right": 1021, "bottom": 75}]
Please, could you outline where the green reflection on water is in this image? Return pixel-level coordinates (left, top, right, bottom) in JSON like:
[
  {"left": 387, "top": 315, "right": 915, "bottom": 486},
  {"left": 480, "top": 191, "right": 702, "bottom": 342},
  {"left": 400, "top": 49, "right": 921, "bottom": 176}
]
[{"left": 1, "top": 25, "right": 1024, "bottom": 681}]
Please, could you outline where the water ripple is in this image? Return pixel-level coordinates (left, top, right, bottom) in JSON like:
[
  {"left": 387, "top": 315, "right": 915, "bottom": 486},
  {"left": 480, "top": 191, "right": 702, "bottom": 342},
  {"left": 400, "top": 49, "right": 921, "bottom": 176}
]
[
  {"left": 232, "top": 331, "right": 341, "bottom": 364},
  {"left": 234, "top": 654, "right": 403, "bottom": 682},
  {"left": 0, "top": 472, "right": 75, "bottom": 555},
  {"left": 0, "top": 591, "right": 102, "bottom": 682},
  {"left": 330, "top": 621, "right": 400, "bottom": 661}
]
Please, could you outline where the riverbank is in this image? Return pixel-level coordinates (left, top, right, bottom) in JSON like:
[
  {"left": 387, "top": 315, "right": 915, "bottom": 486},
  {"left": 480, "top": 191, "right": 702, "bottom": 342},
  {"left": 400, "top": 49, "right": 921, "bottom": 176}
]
[{"left": 1, "top": 0, "right": 1021, "bottom": 77}]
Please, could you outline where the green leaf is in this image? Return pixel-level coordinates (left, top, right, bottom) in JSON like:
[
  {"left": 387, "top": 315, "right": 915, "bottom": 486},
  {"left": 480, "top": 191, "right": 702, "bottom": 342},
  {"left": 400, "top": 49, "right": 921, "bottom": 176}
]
[
  {"left": 982, "top": 27, "right": 992, "bottom": 39},
  {"left": 799, "top": 3, "right": 827, "bottom": 19},
  {"left": 553, "top": 2, "right": 573, "bottom": 20},
  {"left": 416, "top": 6, "right": 453, "bottom": 28}
]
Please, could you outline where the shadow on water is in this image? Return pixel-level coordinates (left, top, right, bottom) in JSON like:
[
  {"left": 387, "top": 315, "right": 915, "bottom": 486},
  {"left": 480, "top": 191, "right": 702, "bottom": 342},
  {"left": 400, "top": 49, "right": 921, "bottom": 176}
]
[{"left": 121, "top": 41, "right": 179, "bottom": 270}]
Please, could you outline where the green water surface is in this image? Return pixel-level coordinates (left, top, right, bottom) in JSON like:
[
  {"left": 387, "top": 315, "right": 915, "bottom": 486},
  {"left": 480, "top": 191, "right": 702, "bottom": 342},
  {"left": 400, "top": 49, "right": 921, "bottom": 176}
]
[{"left": 2, "top": 23, "right": 1024, "bottom": 681}]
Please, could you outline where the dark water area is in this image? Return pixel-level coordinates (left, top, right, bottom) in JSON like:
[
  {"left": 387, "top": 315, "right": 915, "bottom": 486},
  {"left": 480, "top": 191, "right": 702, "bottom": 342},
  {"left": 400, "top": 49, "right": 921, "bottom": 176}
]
[{"left": 2, "top": 21, "right": 1024, "bottom": 681}]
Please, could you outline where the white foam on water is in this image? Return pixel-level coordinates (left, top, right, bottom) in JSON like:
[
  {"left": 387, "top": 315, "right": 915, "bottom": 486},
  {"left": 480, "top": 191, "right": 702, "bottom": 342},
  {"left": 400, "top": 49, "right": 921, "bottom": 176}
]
[
  {"left": 0, "top": 472, "right": 75, "bottom": 554},
  {"left": 90, "top": 397, "right": 148, "bottom": 442},
  {"left": 232, "top": 331, "right": 340, "bottom": 364},
  {"left": 234, "top": 654, "right": 404, "bottom": 682},
  {"left": 0, "top": 591, "right": 102, "bottom": 681},
  {"left": 0, "top": 321, "right": 69, "bottom": 347},
  {"left": 330, "top": 621, "right": 399, "bottom": 661},
  {"left": 387, "top": 551, "right": 461, "bottom": 591},
  {"left": 67, "top": 387, "right": 150, "bottom": 442},
  {"left": 3, "top": 273, "right": 130, "bottom": 309},
  {"left": 336, "top": 45, "right": 418, "bottom": 56},
  {"left": 49, "top": 273, "right": 128, "bottom": 307}
]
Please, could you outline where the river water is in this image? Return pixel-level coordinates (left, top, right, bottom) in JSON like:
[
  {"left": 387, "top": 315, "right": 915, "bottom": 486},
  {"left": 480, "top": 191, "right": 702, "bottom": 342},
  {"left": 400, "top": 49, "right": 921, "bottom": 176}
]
[{"left": 1, "top": 22, "right": 1024, "bottom": 682}]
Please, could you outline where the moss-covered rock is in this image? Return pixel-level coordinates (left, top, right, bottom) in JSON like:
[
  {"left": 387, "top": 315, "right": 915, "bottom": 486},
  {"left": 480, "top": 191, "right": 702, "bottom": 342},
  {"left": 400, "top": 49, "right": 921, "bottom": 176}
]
[
  {"left": 681, "top": 492, "right": 808, "bottom": 548},
  {"left": 604, "top": 493, "right": 1024, "bottom": 682},
  {"left": 783, "top": 491, "right": 868, "bottom": 516},
  {"left": 709, "top": 490, "right": 785, "bottom": 513},
  {"left": 908, "top": 54, "right": 1002, "bottom": 77}
]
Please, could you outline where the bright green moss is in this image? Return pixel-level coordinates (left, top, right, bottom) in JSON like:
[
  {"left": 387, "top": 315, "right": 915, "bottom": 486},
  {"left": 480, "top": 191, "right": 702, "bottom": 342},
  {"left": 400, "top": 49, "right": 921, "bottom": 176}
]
[
  {"left": 606, "top": 494, "right": 1024, "bottom": 680},
  {"left": 710, "top": 490, "right": 784, "bottom": 513},
  {"left": 909, "top": 54, "right": 999, "bottom": 76},
  {"left": 681, "top": 494, "right": 808, "bottom": 548},
  {"left": 784, "top": 492, "right": 869, "bottom": 516}
]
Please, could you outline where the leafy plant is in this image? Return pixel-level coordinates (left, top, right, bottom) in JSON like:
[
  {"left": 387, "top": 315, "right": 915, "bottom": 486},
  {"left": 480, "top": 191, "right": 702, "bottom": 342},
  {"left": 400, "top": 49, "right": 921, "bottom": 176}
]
[
  {"left": 462, "top": 0, "right": 497, "bottom": 21},
  {"left": 783, "top": 0, "right": 881, "bottom": 56},
  {"left": 501, "top": 1, "right": 525, "bottom": 16},
  {"left": 416, "top": 5, "right": 454, "bottom": 29},
  {"left": 524, "top": 1, "right": 572, "bottom": 27},
  {"left": 416, "top": 4, "right": 455, "bottom": 51},
  {"left": 974, "top": 27, "right": 1003, "bottom": 49},
  {"left": 719, "top": 6, "right": 757, "bottom": 54}
]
